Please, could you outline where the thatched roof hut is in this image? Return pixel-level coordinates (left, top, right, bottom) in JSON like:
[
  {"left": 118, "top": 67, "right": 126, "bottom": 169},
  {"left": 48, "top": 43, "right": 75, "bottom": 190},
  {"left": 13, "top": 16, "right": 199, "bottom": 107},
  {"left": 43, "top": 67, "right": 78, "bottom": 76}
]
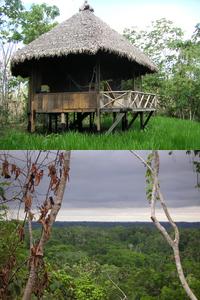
[
  {"left": 11, "top": 1, "right": 157, "bottom": 80},
  {"left": 10, "top": 2, "right": 158, "bottom": 133}
]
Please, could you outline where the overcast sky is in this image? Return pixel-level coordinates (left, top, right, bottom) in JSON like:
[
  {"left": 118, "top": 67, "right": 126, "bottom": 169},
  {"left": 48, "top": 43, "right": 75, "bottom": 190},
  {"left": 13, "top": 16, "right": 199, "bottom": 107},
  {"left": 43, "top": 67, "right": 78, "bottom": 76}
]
[
  {"left": 22, "top": 0, "right": 200, "bottom": 37},
  {"left": 3, "top": 150, "right": 200, "bottom": 222}
]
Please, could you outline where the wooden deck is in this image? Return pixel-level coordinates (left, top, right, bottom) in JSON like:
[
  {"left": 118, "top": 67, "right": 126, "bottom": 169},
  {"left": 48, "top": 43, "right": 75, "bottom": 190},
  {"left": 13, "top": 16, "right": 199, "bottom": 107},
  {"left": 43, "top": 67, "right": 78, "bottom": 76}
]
[
  {"left": 99, "top": 90, "right": 157, "bottom": 134},
  {"left": 33, "top": 90, "right": 157, "bottom": 113},
  {"left": 31, "top": 90, "right": 158, "bottom": 133}
]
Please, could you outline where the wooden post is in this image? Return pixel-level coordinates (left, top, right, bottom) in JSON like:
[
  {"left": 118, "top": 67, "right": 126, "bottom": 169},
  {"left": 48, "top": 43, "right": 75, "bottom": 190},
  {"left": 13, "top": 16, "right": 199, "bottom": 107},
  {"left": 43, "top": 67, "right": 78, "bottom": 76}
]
[
  {"left": 48, "top": 114, "right": 52, "bottom": 132},
  {"left": 122, "top": 112, "right": 128, "bottom": 131},
  {"left": 122, "top": 113, "right": 127, "bottom": 131},
  {"left": 140, "top": 112, "right": 144, "bottom": 130},
  {"left": 77, "top": 113, "right": 83, "bottom": 132},
  {"left": 113, "top": 112, "right": 116, "bottom": 122},
  {"left": 42, "top": 114, "right": 46, "bottom": 132},
  {"left": 89, "top": 113, "right": 93, "bottom": 130},
  {"left": 73, "top": 112, "right": 76, "bottom": 127},
  {"left": 28, "top": 69, "right": 41, "bottom": 133},
  {"left": 55, "top": 114, "right": 58, "bottom": 132},
  {"left": 28, "top": 75, "right": 35, "bottom": 133},
  {"left": 66, "top": 113, "right": 69, "bottom": 130},
  {"left": 96, "top": 60, "right": 101, "bottom": 132},
  {"left": 61, "top": 112, "right": 66, "bottom": 131},
  {"left": 96, "top": 109, "right": 101, "bottom": 132},
  {"left": 127, "top": 112, "right": 139, "bottom": 130}
]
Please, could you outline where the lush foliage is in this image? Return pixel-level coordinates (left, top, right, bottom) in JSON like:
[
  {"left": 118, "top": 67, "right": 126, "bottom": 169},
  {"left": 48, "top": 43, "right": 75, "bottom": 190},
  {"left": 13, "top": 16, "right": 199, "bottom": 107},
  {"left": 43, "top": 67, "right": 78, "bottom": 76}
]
[
  {"left": 0, "top": 116, "right": 200, "bottom": 150},
  {"left": 1, "top": 223, "right": 200, "bottom": 299},
  {"left": 0, "top": 0, "right": 60, "bottom": 124},
  {"left": 124, "top": 19, "right": 200, "bottom": 121}
]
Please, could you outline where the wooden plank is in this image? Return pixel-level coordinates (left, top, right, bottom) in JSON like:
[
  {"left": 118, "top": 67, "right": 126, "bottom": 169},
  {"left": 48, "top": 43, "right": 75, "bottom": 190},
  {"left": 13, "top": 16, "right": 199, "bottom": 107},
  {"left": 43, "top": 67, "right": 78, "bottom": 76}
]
[
  {"left": 105, "top": 113, "right": 125, "bottom": 136},
  {"left": 100, "top": 107, "right": 156, "bottom": 113},
  {"left": 138, "top": 94, "right": 145, "bottom": 107},
  {"left": 144, "top": 95, "right": 151, "bottom": 108}
]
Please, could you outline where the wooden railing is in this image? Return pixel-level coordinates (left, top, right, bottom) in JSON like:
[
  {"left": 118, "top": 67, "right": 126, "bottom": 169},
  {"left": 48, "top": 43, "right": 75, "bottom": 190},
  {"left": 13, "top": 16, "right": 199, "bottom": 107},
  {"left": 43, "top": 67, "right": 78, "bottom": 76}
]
[
  {"left": 99, "top": 90, "right": 158, "bottom": 110},
  {"left": 33, "top": 90, "right": 158, "bottom": 113}
]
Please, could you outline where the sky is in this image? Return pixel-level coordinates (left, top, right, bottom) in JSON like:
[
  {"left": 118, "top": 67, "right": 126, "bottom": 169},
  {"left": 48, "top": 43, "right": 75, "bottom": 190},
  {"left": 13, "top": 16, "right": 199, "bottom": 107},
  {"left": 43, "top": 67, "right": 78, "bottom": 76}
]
[
  {"left": 3, "top": 150, "right": 200, "bottom": 222},
  {"left": 22, "top": 0, "right": 200, "bottom": 37}
]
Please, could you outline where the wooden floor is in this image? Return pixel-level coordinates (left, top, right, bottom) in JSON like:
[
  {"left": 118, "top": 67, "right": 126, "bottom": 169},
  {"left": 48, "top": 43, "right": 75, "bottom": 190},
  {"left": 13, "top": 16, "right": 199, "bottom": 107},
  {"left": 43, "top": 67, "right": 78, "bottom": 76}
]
[{"left": 100, "top": 108, "right": 156, "bottom": 113}]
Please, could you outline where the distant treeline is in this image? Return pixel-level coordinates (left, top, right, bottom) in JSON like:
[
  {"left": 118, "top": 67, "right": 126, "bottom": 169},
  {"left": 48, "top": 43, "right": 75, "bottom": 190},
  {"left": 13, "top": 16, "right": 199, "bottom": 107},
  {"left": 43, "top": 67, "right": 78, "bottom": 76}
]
[{"left": 30, "top": 221, "right": 200, "bottom": 229}]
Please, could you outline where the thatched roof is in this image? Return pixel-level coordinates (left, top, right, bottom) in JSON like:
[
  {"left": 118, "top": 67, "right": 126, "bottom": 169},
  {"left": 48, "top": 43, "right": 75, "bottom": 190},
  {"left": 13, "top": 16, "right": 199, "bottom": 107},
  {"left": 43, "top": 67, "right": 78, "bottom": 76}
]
[{"left": 11, "top": 1, "right": 157, "bottom": 76}]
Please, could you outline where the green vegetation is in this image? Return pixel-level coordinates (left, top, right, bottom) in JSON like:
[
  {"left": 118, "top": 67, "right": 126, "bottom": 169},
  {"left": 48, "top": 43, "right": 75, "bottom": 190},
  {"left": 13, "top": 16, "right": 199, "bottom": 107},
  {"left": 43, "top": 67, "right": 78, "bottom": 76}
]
[
  {"left": 124, "top": 19, "right": 200, "bottom": 121},
  {"left": 1, "top": 223, "right": 200, "bottom": 299},
  {"left": 0, "top": 116, "right": 199, "bottom": 149},
  {"left": 0, "top": 0, "right": 60, "bottom": 124}
]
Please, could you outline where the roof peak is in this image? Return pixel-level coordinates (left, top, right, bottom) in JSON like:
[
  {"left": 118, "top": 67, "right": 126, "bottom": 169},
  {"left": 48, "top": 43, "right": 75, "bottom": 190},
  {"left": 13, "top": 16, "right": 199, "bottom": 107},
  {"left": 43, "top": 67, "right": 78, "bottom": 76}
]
[{"left": 79, "top": 1, "right": 94, "bottom": 13}]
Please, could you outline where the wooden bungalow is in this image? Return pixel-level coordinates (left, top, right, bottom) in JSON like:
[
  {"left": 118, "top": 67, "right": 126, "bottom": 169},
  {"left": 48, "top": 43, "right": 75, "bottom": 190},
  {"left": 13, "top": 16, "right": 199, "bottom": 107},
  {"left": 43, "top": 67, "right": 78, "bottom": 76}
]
[{"left": 11, "top": 1, "right": 158, "bottom": 134}]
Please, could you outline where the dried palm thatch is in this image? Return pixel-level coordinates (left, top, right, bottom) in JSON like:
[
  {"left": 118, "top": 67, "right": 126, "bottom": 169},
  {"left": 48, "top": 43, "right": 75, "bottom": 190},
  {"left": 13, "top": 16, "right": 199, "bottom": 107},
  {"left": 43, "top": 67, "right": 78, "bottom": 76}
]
[{"left": 11, "top": 2, "right": 157, "bottom": 76}]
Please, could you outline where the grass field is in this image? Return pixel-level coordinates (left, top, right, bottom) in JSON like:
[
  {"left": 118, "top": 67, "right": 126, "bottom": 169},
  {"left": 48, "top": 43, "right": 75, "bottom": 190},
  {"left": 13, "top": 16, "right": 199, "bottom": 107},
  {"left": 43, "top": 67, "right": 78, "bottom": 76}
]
[{"left": 0, "top": 116, "right": 199, "bottom": 149}]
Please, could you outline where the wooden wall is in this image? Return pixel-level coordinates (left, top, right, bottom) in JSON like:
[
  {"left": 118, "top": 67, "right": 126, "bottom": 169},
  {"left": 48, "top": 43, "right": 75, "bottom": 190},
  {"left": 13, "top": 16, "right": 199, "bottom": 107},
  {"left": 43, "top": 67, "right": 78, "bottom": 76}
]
[{"left": 33, "top": 92, "right": 98, "bottom": 113}]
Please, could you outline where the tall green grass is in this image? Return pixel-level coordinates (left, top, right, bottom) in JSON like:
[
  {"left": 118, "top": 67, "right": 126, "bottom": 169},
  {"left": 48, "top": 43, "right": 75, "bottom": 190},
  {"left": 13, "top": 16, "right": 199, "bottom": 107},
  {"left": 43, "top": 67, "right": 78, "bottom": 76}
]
[{"left": 0, "top": 116, "right": 199, "bottom": 150}]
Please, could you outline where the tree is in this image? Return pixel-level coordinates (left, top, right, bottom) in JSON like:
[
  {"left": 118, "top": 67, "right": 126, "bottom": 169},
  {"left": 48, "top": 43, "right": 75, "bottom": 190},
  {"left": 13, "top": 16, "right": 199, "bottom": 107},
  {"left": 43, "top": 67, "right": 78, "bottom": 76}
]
[
  {"left": 20, "top": 3, "right": 59, "bottom": 44},
  {"left": 0, "top": 0, "right": 24, "bottom": 122},
  {"left": 131, "top": 151, "right": 198, "bottom": 300},
  {"left": 0, "top": 1, "right": 60, "bottom": 124},
  {"left": 124, "top": 18, "right": 184, "bottom": 74},
  {"left": 124, "top": 19, "right": 200, "bottom": 120},
  {"left": 167, "top": 41, "right": 200, "bottom": 120},
  {"left": 0, "top": 150, "right": 71, "bottom": 299}
]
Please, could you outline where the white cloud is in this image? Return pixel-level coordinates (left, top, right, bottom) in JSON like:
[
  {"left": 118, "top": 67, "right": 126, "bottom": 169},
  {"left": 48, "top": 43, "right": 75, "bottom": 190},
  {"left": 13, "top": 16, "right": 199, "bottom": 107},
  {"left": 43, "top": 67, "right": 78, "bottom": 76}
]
[
  {"left": 11, "top": 206, "right": 200, "bottom": 222},
  {"left": 56, "top": 206, "right": 200, "bottom": 222}
]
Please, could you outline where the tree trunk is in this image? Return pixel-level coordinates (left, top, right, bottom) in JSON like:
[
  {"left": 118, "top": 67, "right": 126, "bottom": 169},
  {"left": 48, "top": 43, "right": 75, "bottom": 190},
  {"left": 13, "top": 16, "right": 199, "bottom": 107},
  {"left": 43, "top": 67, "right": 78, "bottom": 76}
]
[
  {"left": 22, "top": 151, "right": 71, "bottom": 300},
  {"left": 131, "top": 151, "right": 198, "bottom": 300},
  {"left": 22, "top": 262, "right": 36, "bottom": 300},
  {"left": 173, "top": 245, "right": 198, "bottom": 300}
]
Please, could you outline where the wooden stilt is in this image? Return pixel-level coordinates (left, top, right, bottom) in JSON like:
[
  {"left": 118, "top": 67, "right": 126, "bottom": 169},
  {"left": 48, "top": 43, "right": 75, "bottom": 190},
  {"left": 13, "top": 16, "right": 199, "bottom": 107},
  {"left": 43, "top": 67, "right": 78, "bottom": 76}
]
[
  {"left": 48, "top": 114, "right": 52, "bottom": 132},
  {"left": 122, "top": 113, "right": 128, "bottom": 131},
  {"left": 113, "top": 112, "right": 116, "bottom": 122},
  {"left": 142, "top": 111, "right": 154, "bottom": 129},
  {"left": 61, "top": 112, "right": 66, "bottom": 131},
  {"left": 41, "top": 114, "right": 45, "bottom": 132},
  {"left": 96, "top": 109, "right": 101, "bottom": 132},
  {"left": 95, "top": 59, "right": 101, "bottom": 133},
  {"left": 140, "top": 112, "right": 144, "bottom": 130},
  {"left": 89, "top": 113, "right": 93, "bottom": 130},
  {"left": 77, "top": 113, "right": 83, "bottom": 131},
  {"left": 122, "top": 114, "right": 125, "bottom": 131},
  {"left": 55, "top": 114, "right": 58, "bottom": 132},
  {"left": 125, "top": 113, "right": 128, "bottom": 130},
  {"left": 31, "top": 110, "right": 36, "bottom": 133},
  {"left": 127, "top": 112, "right": 139, "bottom": 130},
  {"left": 66, "top": 113, "right": 69, "bottom": 130},
  {"left": 105, "top": 112, "right": 125, "bottom": 136},
  {"left": 28, "top": 69, "right": 41, "bottom": 133}
]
